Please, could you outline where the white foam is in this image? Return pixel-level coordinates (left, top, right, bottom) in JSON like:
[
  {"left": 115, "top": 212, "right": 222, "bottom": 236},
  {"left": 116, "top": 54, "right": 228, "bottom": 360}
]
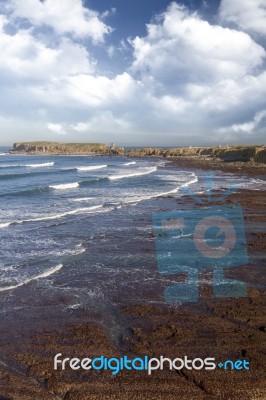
[
  {"left": 123, "top": 161, "right": 136, "bottom": 166},
  {"left": 109, "top": 166, "right": 157, "bottom": 180},
  {"left": 0, "top": 164, "right": 20, "bottom": 168},
  {"left": 0, "top": 222, "right": 11, "bottom": 228},
  {"left": 76, "top": 165, "right": 107, "bottom": 171},
  {"left": 50, "top": 244, "right": 86, "bottom": 257},
  {"left": 67, "top": 303, "right": 82, "bottom": 310},
  {"left": 181, "top": 174, "right": 198, "bottom": 187},
  {"left": 71, "top": 197, "right": 94, "bottom": 202},
  {"left": 26, "top": 205, "right": 103, "bottom": 221},
  {"left": 0, "top": 205, "right": 103, "bottom": 228},
  {"left": 154, "top": 187, "right": 179, "bottom": 197},
  {"left": 0, "top": 263, "right": 63, "bottom": 292},
  {"left": 121, "top": 174, "right": 197, "bottom": 204},
  {"left": 25, "top": 162, "right": 54, "bottom": 168},
  {"left": 123, "top": 188, "right": 177, "bottom": 205},
  {"left": 50, "top": 182, "right": 79, "bottom": 190}
]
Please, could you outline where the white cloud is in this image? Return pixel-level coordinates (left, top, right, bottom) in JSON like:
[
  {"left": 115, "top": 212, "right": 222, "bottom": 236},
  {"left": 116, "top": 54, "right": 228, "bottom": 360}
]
[
  {"left": 221, "top": 109, "right": 266, "bottom": 133},
  {"left": 8, "top": 0, "right": 112, "bottom": 42},
  {"left": 71, "top": 112, "right": 130, "bottom": 134},
  {"left": 125, "top": 2, "right": 266, "bottom": 143},
  {"left": 0, "top": 22, "right": 94, "bottom": 80},
  {"left": 0, "top": 2, "right": 265, "bottom": 146},
  {"left": 131, "top": 2, "right": 265, "bottom": 87},
  {"left": 47, "top": 123, "right": 66, "bottom": 134},
  {"left": 32, "top": 72, "right": 137, "bottom": 109},
  {"left": 219, "top": 0, "right": 266, "bottom": 36}
]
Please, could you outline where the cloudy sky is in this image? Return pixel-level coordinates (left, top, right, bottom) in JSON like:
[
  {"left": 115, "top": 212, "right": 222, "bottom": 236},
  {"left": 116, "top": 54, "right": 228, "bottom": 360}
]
[{"left": 0, "top": 0, "right": 265, "bottom": 146}]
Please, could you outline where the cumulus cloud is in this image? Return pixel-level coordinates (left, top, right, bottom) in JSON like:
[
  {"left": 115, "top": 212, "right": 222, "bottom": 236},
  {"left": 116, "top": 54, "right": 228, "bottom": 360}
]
[
  {"left": 131, "top": 3, "right": 265, "bottom": 87},
  {"left": 220, "top": 109, "right": 266, "bottom": 133},
  {"left": 0, "top": 1, "right": 265, "bottom": 145},
  {"left": 0, "top": 25, "right": 95, "bottom": 80},
  {"left": 47, "top": 123, "right": 66, "bottom": 135},
  {"left": 127, "top": 2, "right": 266, "bottom": 142},
  {"left": 71, "top": 112, "right": 130, "bottom": 134},
  {"left": 8, "top": 0, "right": 112, "bottom": 42},
  {"left": 219, "top": 0, "right": 266, "bottom": 36}
]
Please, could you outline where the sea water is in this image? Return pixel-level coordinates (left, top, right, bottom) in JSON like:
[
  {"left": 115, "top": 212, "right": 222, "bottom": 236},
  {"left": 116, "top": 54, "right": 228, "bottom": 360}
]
[{"left": 0, "top": 151, "right": 264, "bottom": 317}]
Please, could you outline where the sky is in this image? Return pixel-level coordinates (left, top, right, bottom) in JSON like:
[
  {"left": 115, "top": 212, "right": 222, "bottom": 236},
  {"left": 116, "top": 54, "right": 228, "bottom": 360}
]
[{"left": 0, "top": 0, "right": 265, "bottom": 146}]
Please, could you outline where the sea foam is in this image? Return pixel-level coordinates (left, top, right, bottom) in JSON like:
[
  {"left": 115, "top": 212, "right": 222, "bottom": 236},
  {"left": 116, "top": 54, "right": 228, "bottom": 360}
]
[
  {"left": 25, "top": 162, "right": 54, "bottom": 168},
  {"left": 0, "top": 264, "right": 63, "bottom": 292},
  {"left": 71, "top": 197, "right": 94, "bottom": 202},
  {"left": 0, "top": 222, "right": 12, "bottom": 228},
  {"left": 76, "top": 165, "right": 107, "bottom": 171},
  {"left": 49, "top": 182, "right": 79, "bottom": 190},
  {"left": 0, "top": 205, "right": 103, "bottom": 228},
  {"left": 109, "top": 166, "right": 157, "bottom": 180},
  {"left": 181, "top": 173, "right": 198, "bottom": 187},
  {"left": 123, "top": 161, "right": 136, "bottom": 166}
]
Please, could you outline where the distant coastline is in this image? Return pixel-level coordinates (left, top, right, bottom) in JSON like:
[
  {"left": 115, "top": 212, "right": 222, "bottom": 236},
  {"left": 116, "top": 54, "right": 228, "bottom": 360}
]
[{"left": 7, "top": 141, "right": 266, "bottom": 174}]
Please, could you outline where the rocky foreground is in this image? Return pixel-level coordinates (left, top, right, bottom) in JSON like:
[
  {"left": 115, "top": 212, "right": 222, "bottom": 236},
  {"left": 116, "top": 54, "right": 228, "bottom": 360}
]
[{"left": 9, "top": 142, "right": 266, "bottom": 165}]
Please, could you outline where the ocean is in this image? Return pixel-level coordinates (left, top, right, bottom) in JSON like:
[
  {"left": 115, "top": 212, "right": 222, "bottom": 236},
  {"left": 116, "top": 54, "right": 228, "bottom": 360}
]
[{"left": 0, "top": 151, "right": 265, "bottom": 337}]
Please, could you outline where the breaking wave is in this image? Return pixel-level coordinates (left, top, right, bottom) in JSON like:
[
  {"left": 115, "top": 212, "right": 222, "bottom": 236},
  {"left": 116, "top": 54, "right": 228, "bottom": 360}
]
[
  {"left": 109, "top": 166, "right": 157, "bottom": 180},
  {"left": 49, "top": 182, "right": 79, "bottom": 190},
  {"left": 123, "top": 161, "right": 136, "bottom": 166},
  {"left": 70, "top": 197, "right": 94, "bottom": 202},
  {"left": 0, "top": 264, "right": 63, "bottom": 292},
  {"left": 25, "top": 162, "right": 54, "bottom": 168},
  {"left": 0, "top": 205, "right": 103, "bottom": 228},
  {"left": 76, "top": 165, "right": 107, "bottom": 171}
]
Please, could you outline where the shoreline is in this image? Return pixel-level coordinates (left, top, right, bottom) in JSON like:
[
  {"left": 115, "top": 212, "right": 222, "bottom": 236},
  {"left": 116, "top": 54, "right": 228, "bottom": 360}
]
[
  {"left": 0, "top": 161, "right": 265, "bottom": 399},
  {"left": 6, "top": 147, "right": 266, "bottom": 176},
  {"left": 168, "top": 156, "right": 266, "bottom": 176}
]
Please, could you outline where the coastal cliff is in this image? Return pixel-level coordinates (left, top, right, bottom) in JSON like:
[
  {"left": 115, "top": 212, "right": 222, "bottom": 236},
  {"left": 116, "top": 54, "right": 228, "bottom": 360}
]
[
  {"left": 9, "top": 142, "right": 266, "bottom": 164},
  {"left": 11, "top": 141, "right": 108, "bottom": 155},
  {"left": 126, "top": 145, "right": 266, "bottom": 164}
]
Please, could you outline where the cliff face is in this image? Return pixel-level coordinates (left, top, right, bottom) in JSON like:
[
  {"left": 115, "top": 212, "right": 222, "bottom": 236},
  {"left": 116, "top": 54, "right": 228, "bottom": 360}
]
[
  {"left": 126, "top": 145, "right": 266, "bottom": 164},
  {"left": 9, "top": 142, "right": 266, "bottom": 164},
  {"left": 11, "top": 142, "right": 108, "bottom": 155}
]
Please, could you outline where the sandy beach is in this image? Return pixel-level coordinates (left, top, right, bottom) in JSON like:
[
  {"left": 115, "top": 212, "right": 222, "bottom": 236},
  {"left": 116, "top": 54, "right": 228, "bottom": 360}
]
[{"left": 0, "top": 158, "right": 265, "bottom": 400}]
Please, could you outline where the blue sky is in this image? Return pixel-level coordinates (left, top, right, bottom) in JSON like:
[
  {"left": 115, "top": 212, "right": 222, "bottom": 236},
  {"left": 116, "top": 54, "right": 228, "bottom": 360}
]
[{"left": 0, "top": 0, "right": 265, "bottom": 146}]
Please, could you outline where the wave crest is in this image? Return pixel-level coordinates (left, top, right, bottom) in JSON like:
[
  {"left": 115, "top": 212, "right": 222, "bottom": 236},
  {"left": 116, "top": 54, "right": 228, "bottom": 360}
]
[
  {"left": 76, "top": 165, "right": 107, "bottom": 171},
  {"left": 25, "top": 162, "right": 54, "bottom": 168},
  {"left": 0, "top": 264, "right": 63, "bottom": 292},
  {"left": 109, "top": 166, "right": 157, "bottom": 180},
  {"left": 50, "top": 182, "right": 79, "bottom": 190},
  {"left": 123, "top": 161, "right": 136, "bottom": 166},
  {"left": 0, "top": 205, "right": 103, "bottom": 228}
]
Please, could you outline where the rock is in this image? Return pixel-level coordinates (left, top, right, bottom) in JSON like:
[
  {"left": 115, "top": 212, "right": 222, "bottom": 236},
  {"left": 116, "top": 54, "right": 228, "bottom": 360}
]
[
  {"left": 10, "top": 142, "right": 108, "bottom": 155},
  {"left": 9, "top": 142, "right": 266, "bottom": 164}
]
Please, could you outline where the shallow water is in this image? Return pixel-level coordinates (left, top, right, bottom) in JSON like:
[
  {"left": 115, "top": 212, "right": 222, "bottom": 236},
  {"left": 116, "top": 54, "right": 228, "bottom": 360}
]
[{"left": 0, "top": 152, "right": 264, "bottom": 331}]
